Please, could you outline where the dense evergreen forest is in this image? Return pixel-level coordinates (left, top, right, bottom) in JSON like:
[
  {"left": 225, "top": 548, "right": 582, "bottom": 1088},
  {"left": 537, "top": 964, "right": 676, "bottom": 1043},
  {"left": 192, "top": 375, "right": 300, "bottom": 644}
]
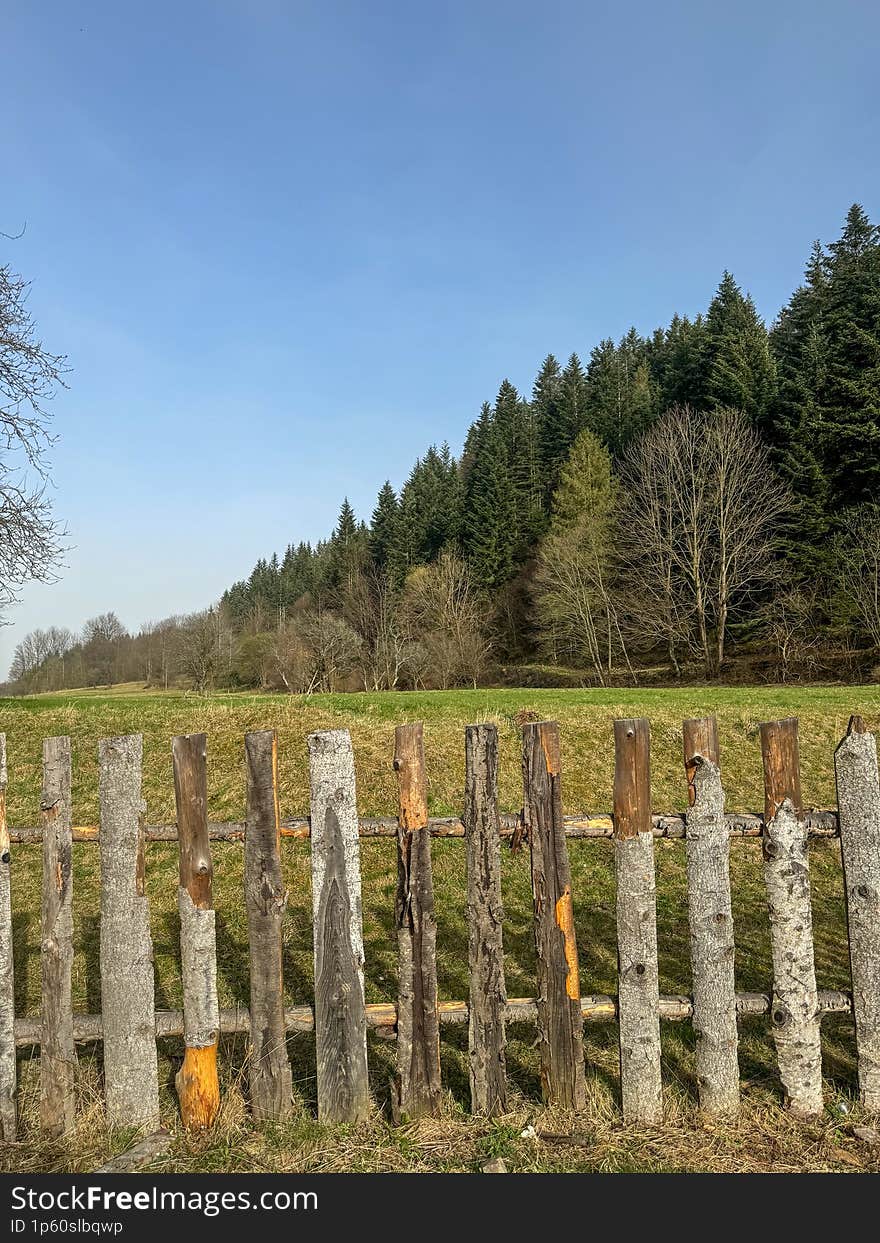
[{"left": 8, "top": 204, "right": 880, "bottom": 693}]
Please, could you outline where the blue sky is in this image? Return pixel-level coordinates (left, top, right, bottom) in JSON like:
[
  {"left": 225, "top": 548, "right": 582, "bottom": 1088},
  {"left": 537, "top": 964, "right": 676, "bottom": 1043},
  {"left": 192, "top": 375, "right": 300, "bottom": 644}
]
[{"left": 1, "top": 0, "right": 878, "bottom": 675}]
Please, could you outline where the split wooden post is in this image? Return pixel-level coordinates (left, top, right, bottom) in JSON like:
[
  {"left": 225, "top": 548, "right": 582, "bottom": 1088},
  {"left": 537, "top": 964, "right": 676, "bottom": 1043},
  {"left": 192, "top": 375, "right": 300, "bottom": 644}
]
[
  {"left": 522, "top": 721, "right": 586, "bottom": 1110},
  {"left": 393, "top": 723, "right": 441, "bottom": 1119},
  {"left": 759, "top": 717, "right": 823, "bottom": 1117},
  {"left": 683, "top": 717, "right": 739, "bottom": 1118},
  {"left": 244, "top": 730, "right": 293, "bottom": 1122},
  {"left": 99, "top": 734, "right": 160, "bottom": 1131},
  {"left": 834, "top": 715, "right": 880, "bottom": 1113},
  {"left": 172, "top": 733, "right": 220, "bottom": 1129},
  {"left": 464, "top": 724, "right": 507, "bottom": 1116},
  {"left": 0, "top": 734, "right": 16, "bottom": 1141},
  {"left": 308, "top": 729, "right": 370, "bottom": 1124},
  {"left": 613, "top": 718, "right": 663, "bottom": 1124},
  {"left": 40, "top": 736, "right": 76, "bottom": 1137}
]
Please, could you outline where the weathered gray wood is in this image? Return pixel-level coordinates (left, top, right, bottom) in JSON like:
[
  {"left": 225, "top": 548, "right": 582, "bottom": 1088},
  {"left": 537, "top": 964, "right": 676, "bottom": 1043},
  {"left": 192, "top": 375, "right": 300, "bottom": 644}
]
[
  {"left": 522, "top": 721, "right": 586, "bottom": 1110},
  {"left": 464, "top": 724, "right": 507, "bottom": 1116},
  {"left": 0, "top": 734, "right": 16, "bottom": 1141},
  {"left": 614, "top": 718, "right": 663, "bottom": 1124},
  {"left": 40, "top": 736, "right": 76, "bottom": 1137},
  {"left": 393, "top": 723, "right": 441, "bottom": 1119},
  {"left": 308, "top": 729, "right": 370, "bottom": 1124},
  {"left": 759, "top": 718, "right": 823, "bottom": 1117},
  {"left": 244, "top": 730, "right": 293, "bottom": 1122},
  {"left": 99, "top": 734, "right": 160, "bottom": 1131},
  {"left": 683, "top": 718, "right": 739, "bottom": 1118},
  {"left": 93, "top": 1128, "right": 172, "bottom": 1173},
  {"left": 834, "top": 716, "right": 880, "bottom": 1113}
]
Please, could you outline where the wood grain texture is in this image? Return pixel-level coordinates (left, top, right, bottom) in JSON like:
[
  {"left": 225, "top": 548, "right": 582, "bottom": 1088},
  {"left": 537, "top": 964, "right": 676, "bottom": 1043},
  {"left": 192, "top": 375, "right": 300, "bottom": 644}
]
[
  {"left": 244, "top": 730, "right": 293, "bottom": 1122},
  {"left": 308, "top": 729, "right": 370, "bottom": 1124},
  {"left": 522, "top": 721, "right": 586, "bottom": 1110},
  {"left": 0, "top": 734, "right": 16, "bottom": 1140},
  {"left": 393, "top": 723, "right": 441, "bottom": 1119},
  {"left": 464, "top": 724, "right": 507, "bottom": 1116},
  {"left": 613, "top": 718, "right": 663, "bottom": 1124}
]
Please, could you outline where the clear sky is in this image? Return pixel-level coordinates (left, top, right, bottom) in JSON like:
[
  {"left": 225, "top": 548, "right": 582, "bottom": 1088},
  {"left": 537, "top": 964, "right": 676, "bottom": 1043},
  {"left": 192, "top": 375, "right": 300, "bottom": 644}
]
[{"left": 1, "top": 0, "right": 878, "bottom": 676}]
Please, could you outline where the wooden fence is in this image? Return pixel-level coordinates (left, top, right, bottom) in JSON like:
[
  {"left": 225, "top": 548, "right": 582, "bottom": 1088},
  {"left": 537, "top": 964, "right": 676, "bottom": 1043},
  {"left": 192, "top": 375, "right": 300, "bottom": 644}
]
[{"left": 0, "top": 713, "right": 878, "bottom": 1139}]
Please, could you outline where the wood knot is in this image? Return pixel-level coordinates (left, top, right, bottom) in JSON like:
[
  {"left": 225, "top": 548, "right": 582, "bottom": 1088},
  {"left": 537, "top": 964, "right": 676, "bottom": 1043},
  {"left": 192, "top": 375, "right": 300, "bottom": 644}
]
[{"left": 635, "top": 963, "right": 645, "bottom": 975}]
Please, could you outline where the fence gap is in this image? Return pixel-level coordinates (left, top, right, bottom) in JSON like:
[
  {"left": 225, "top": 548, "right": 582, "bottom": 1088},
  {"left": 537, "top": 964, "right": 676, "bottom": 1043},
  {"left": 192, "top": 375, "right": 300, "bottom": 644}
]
[
  {"left": 173, "top": 732, "right": 220, "bottom": 1129},
  {"left": 244, "top": 729, "right": 293, "bottom": 1122},
  {"left": 0, "top": 734, "right": 15, "bottom": 1141},
  {"left": 613, "top": 717, "right": 663, "bottom": 1124},
  {"left": 393, "top": 723, "right": 441, "bottom": 1120},
  {"left": 522, "top": 720, "right": 586, "bottom": 1110},
  {"left": 759, "top": 717, "right": 823, "bottom": 1117},
  {"left": 308, "top": 729, "right": 370, "bottom": 1124},
  {"left": 99, "top": 734, "right": 160, "bottom": 1131},
  {"left": 40, "top": 736, "right": 76, "bottom": 1137},
  {"left": 683, "top": 717, "right": 739, "bottom": 1118},
  {"left": 464, "top": 723, "right": 507, "bottom": 1116},
  {"left": 834, "top": 715, "right": 880, "bottom": 1112}
]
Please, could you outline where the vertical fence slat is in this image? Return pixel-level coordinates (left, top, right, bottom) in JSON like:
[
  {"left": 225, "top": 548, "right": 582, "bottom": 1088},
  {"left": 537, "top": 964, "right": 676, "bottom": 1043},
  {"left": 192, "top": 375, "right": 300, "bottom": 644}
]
[
  {"left": 834, "top": 715, "right": 880, "bottom": 1112},
  {"left": 683, "top": 717, "right": 739, "bottom": 1118},
  {"left": 244, "top": 729, "right": 293, "bottom": 1122},
  {"left": 0, "top": 734, "right": 16, "bottom": 1141},
  {"left": 613, "top": 718, "right": 662, "bottom": 1124},
  {"left": 464, "top": 724, "right": 507, "bottom": 1116},
  {"left": 308, "top": 729, "right": 370, "bottom": 1124},
  {"left": 173, "top": 732, "right": 220, "bottom": 1129},
  {"left": 99, "top": 734, "right": 160, "bottom": 1131},
  {"left": 393, "top": 723, "right": 441, "bottom": 1119},
  {"left": 522, "top": 720, "right": 585, "bottom": 1110},
  {"left": 40, "top": 736, "right": 76, "bottom": 1137},
  {"left": 759, "top": 717, "right": 823, "bottom": 1117}
]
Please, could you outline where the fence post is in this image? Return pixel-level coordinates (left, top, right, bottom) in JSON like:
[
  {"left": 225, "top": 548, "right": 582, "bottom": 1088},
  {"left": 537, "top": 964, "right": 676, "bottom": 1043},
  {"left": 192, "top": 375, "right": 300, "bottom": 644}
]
[
  {"left": 759, "top": 718, "right": 823, "bottom": 1116},
  {"left": 0, "top": 734, "right": 16, "bottom": 1141},
  {"left": 308, "top": 729, "right": 370, "bottom": 1124},
  {"left": 464, "top": 723, "right": 507, "bottom": 1116},
  {"left": 41, "top": 736, "right": 76, "bottom": 1137},
  {"left": 393, "top": 723, "right": 441, "bottom": 1119},
  {"left": 244, "top": 730, "right": 293, "bottom": 1122},
  {"left": 613, "top": 718, "right": 663, "bottom": 1124},
  {"left": 99, "top": 734, "right": 160, "bottom": 1131},
  {"left": 173, "top": 733, "right": 220, "bottom": 1129},
  {"left": 522, "top": 720, "right": 586, "bottom": 1110},
  {"left": 834, "top": 715, "right": 880, "bottom": 1113},
  {"left": 683, "top": 717, "right": 739, "bottom": 1118}
]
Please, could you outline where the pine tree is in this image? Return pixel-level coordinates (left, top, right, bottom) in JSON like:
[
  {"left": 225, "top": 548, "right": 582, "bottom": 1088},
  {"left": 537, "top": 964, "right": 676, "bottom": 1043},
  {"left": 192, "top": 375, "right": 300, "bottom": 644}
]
[
  {"left": 703, "top": 272, "right": 776, "bottom": 427},
  {"left": 550, "top": 426, "right": 614, "bottom": 534},
  {"left": 462, "top": 410, "right": 516, "bottom": 588},
  {"left": 369, "top": 481, "right": 399, "bottom": 569}
]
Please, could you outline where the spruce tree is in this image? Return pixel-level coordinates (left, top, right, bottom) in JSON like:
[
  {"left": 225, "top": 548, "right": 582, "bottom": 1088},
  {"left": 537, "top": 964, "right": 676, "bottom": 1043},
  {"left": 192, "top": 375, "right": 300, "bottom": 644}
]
[
  {"left": 703, "top": 272, "right": 776, "bottom": 427},
  {"left": 369, "top": 481, "right": 399, "bottom": 569}
]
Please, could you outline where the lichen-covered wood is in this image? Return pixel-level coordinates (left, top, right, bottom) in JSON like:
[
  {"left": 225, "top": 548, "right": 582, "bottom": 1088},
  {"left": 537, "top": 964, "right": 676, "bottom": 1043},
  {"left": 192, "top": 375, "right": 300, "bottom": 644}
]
[
  {"left": 834, "top": 716, "right": 880, "bottom": 1113},
  {"left": 99, "top": 734, "right": 159, "bottom": 1131},
  {"left": 309, "top": 729, "right": 370, "bottom": 1124},
  {"left": 40, "top": 736, "right": 76, "bottom": 1137},
  {"left": 393, "top": 723, "right": 441, "bottom": 1119},
  {"left": 759, "top": 718, "right": 823, "bottom": 1117},
  {"left": 522, "top": 721, "right": 585, "bottom": 1110},
  {"left": 244, "top": 730, "right": 293, "bottom": 1122},
  {"left": 0, "top": 734, "right": 16, "bottom": 1141},
  {"left": 614, "top": 718, "right": 663, "bottom": 1124},
  {"left": 464, "top": 724, "right": 507, "bottom": 1116},
  {"left": 683, "top": 718, "right": 739, "bottom": 1119}
]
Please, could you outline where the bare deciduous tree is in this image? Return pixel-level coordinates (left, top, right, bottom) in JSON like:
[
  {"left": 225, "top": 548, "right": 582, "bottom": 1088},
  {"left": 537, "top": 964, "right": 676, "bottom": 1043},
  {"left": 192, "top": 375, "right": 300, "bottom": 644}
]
[
  {"left": 835, "top": 503, "right": 880, "bottom": 650},
  {"left": 401, "top": 552, "right": 491, "bottom": 688}
]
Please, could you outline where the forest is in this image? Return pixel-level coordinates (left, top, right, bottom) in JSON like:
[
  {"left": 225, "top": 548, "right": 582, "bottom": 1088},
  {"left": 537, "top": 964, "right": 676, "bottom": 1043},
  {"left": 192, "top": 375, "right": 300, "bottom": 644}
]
[{"left": 6, "top": 203, "right": 880, "bottom": 695}]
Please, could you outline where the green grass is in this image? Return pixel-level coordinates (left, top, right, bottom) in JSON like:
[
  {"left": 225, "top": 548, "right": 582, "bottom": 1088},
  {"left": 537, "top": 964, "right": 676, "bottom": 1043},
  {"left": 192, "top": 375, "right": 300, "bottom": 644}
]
[{"left": 1, "top": 684, "right": 879, "bottom": 1173}]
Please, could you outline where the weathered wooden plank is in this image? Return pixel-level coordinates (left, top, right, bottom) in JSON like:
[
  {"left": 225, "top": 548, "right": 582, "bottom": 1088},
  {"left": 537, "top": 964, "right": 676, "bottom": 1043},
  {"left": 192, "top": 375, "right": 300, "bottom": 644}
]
[
  {"left": 614, "top": 718, "right": 663, "bottom": 1124},
  {"left": 683, "top": 717, "right": 739, "bottom": 1119},
  {"left": 40, "top": 736, "right": 76, "bottom": 1137},
  {"left": 759, "top": 717, "right": 823, "bottom": 1117},
  {"left": 834, "top": 715, "right": 880, "bottom": 1113},
  {"left": 464, "top": 724, "right": 507, "bottom": 1116},
  {"left": 393, "top": 723, "right": 441, "bottom": 1119},
  {"left": 244, "top": 729, "right": 293, "bottom": 1122},
  {"left": 522, "top": 721, "right": 585, "bottom": 1110},
  {"left": 99, "top": 734, "right": 160, "bottom": 1131},
  {"left": 172, "top": 733, "right": 220, "bottom": 1129},
  {"left": 0, "top": 734, "right": 16, "bottom": 1141},
  {"left": 308, "top": 729, "right": 370, "bottom": 1124}
]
